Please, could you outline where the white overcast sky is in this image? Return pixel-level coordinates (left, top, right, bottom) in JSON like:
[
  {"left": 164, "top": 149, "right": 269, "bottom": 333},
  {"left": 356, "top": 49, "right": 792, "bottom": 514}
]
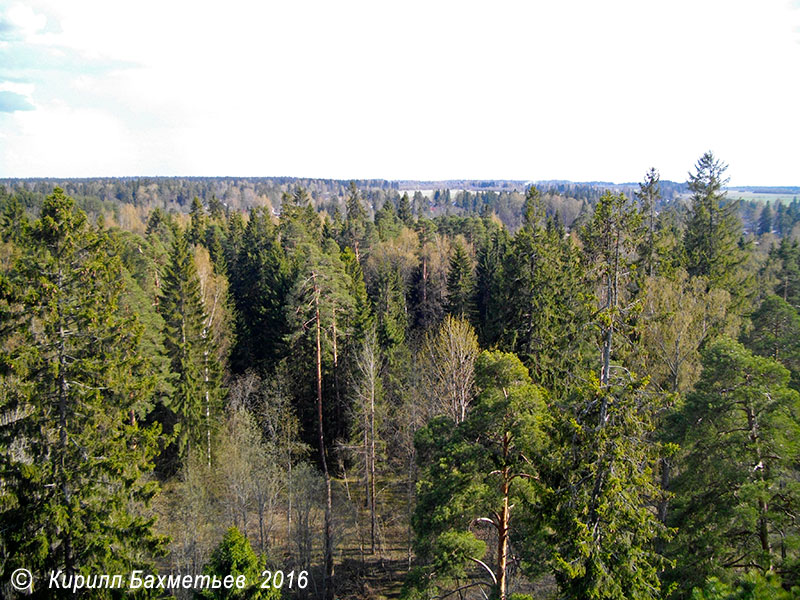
[{"left": 1, "top": 0, "right": 799, "bottom": 185}]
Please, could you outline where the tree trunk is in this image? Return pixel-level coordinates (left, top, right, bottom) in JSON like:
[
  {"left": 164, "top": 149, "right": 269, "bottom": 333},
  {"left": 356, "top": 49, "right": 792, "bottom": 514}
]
[
  {"left": 313, "top": 274, "right": 335, "bottom": 600},
  {"left": 746, "top": 403, "right": 772, "bottom": 567},
  {"left": 497, "top": 434, "right": 511, "bottom": 600},
  {"left": 369, "top": 371, "right": 377, "bottom": 555},
  {"left": 57, "top": 268, "right": 74, "bottom": 575}
]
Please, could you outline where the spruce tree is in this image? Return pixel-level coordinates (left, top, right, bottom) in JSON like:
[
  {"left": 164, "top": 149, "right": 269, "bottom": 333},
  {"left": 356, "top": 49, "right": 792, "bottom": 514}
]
[
  {"left": 228, "top": 208, "right": 290, "bottom": 374},
  {"left": 502, "top": 187, "right": 591, "bottom": 392},
  {"left": 635, "top": 167, "right": 662, "bottom": 278},
  {"left": 189, "top": 196, "right": 207, "bottom": 246},
  {"left": 445, "top": 239, "right": 475, "bottom": 319},
  {"left": 0, "top": 188, "right": 165, "bottom": 593},
  {"left": 759, "top": 202, "right": 774, "bottom": 236},
  {"left": 398, "top": 192, "right": 414, "bottom": 226},
  {"left": 683, "top": 152, "right": 748, "bottom": 299},
  {"left": 160, "top": 229, "right": 221, "bottom": 467}
]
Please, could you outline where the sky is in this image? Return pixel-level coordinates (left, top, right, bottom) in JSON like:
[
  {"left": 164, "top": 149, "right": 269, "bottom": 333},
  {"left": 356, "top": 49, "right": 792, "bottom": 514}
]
[{"left": 0, "top": 1, "right": 799, "bottom": 185}]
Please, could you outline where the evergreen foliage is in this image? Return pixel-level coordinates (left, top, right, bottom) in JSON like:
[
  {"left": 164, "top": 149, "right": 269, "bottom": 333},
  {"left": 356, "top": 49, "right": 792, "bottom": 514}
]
[{"left": 0, "top": 188, "right": 166, "bottom": 594}]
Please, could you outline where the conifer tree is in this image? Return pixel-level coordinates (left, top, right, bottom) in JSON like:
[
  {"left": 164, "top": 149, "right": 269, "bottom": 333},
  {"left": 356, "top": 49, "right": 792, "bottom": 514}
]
[
  {"left": 636, "top": 167, "right": 662, "bottom": 278},
  {"left": 446, "top": 239, "right": 475, "bottom": 319},
  {"left": 189, "top": 196, "right": 207, "bottom": 246},
  {"left": 287, "top": 241, "right": 356, "bottom": 600},
  {"left": 161, "top": 229, "right": 221, "bottom": 466},
  {"left": 759, "top": 202, "right": 774, "bottom": 236},
  {"left": 343, "top": 182, "right": 369, "bottom": 262},
  {"left": 668, "top": 338, "right": 800, "bottom": 594},
  {"left": 581, "top": 190, "right": 642, "bottom": 385},
  {"left": 228, "top": 208, "right": 290, "bottom": 374},
  {"left": 502, "top": 187, "right": 590, "bottom": 391},
  {"left": 409, "top": 351, "right": 548, "bottom": 600},
  {"left": 683, "top": 152, "right": 748, "bottom": 300},
  {"left": 0, "top": 188, "right": 166, "bottom": 592},
  {"left": 533, "top": 373, "right": 669, "bottom": 600},
  {"left": 475, "top": 224, "right": 510, "bottom": 347},
  {"left": 398, "top": 192, "right": 414, "bottom": 226}
]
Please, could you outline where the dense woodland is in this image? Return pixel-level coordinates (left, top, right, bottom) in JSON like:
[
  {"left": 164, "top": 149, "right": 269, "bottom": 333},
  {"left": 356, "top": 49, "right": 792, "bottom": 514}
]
[{"left": 2, "top": 153, "right": 800, "bottom": 599}]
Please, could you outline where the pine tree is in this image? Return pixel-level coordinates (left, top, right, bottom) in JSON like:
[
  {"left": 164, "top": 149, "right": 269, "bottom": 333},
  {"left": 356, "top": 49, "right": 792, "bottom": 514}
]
[
  {"left": 287, "top": 241, "right": 356, "bottom": 600},
  {"left": 409, "top": 351, "right": 548, "bottom": 600},
  {"left": 668, "top": 338, "right": 800, "bottom": 594},
  {"left": 0, "top": 188, "right": 166, "bottom": 593}
]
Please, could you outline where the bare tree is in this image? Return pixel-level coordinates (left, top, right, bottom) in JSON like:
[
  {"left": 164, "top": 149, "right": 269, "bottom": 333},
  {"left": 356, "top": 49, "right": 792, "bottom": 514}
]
[
  {"left": 351, "top": 327, "right": 384, "bottom": 554},
  {"left": 421, "top": 316, "right": 479, "bottom": 423}
]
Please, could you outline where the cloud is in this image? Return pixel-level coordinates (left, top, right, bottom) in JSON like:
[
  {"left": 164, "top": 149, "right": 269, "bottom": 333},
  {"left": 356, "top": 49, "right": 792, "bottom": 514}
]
[
  {"left": 0, "top": 90, "right": 34, "bottom": 112},
  {"left": 0, "top": 4, "right": 47, "bottom": 41}
]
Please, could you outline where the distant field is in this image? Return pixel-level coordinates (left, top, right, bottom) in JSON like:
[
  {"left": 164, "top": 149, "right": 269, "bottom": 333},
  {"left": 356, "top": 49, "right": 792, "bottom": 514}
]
[{"left": 725, "top": 190, "right": 799, "bottom": 203}]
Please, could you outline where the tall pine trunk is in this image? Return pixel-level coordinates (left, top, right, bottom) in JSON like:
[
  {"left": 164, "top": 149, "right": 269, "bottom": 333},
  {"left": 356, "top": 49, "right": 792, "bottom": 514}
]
[{"left": 313, "top": 274, "right": 335, "bottom": 600}]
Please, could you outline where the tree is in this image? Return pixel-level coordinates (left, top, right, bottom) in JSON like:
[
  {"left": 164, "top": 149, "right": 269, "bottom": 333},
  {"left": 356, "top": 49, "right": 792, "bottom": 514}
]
[
  {"left": 692, "top": 573, "right": 800, "bottom": 600},
  {"left": 668, "top": 338, "right": 800, "bottom": 595},
  {"left": 161, "top": 230, "right": 222, "bottom": 467},
  {"left": 287, "top": 241, "right": 355, "bottom": 600},
  {"left": 0, "top": 188, "right": 165, "bottom": 594},
  {"left": 759, "top": 202, "right": 774, "bottom": 236},
  {"left": 343, "top": 182, "right": 369, "bottom": 262},
  {"left": 229, "top": 208, "right": 290, "bottom": 374},
  {"left": 683, "top": 152, "right": 748, "bottom": 301},
  {"left": 504, "top": 189, "right": 590, "bottom": 391},
  {"left": 445, "top": 238, "right": 475, "bottom": 319},
  {"left": 636, "top": 167, "right": 662, "bottom": 279},
  {"left": 532, "top": 374, "right": 670, "bottom": 599},
  {"left": 189, "top": 196, "right": 207, "bottom": 246},
  {"left": 745, "top": 295, "right": 800, "bottom": 385},
  {"left": 637, "top": 270, "right": 736, "bottom": 394},
  {"left": 408, "top": 351, "right": 548, "bottom": 600},
  {"left": 421, "top": 316, "right": 479, "bottom": 424},
  {"left": 398, "top": 192, "right": 414, "bottom": 226},
  {"left": 351, "top": 327, "right": 384, "bottom": 554},
  {"left": 582, "top": 189, "right": 642, "bottom": 385},
  {"left": 198, "top": 527, "right": 280, "bottom": 600}
]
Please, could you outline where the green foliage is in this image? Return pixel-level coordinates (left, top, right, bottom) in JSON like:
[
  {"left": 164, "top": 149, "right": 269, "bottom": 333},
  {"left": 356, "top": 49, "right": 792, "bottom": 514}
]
[
  {"left": 189, "top": 196, "right": 207, "bottom": 246},
  {"left": 160, "top": 229, "right": 222, "bottom": 466},
  {"left": 683, "top": 152, "right": 750, "bottom": 305},
  {"left": 446, "top": 239, "right": 475, "bottom": 319},
  {"left": 197, "top": 527, "right": 280, "bottom": 599},
  {"left": 745, "top": 295, "right": 800, "bottom": 386},
  {"left": 668, "top": 338, "right": 800, "bottom": 595},
  {"left": 228, "top": 208, "right": 290, "bottom": 374},
  {"left": 692, "top": 574, "right": 800, "bottom": 600},
  {"left": 501, "top": 188, "right": 590, "bottom": 391},
  {"left": 0, "top": 188, "right": 166, "bottom": 594},
  {"left": 410, "top": 350, "right": 548, "bottom": 599},
  {"left": 636, "top": 167, "right": 662, "bottom": 279},
  {"left": 530, "top": 373, "right": 670, "bottom": 599}
]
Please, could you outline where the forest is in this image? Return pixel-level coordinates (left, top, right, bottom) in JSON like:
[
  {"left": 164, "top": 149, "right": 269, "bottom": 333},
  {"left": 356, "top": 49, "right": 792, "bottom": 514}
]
[{"left": 2, "top": 152, "right": 800, "bottom": 599}]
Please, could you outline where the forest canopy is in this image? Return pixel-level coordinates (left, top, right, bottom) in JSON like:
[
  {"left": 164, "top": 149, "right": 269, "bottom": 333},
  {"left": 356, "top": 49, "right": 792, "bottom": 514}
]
[{"left": 2, "top": 153, "right": 800, "bottom": 599}]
